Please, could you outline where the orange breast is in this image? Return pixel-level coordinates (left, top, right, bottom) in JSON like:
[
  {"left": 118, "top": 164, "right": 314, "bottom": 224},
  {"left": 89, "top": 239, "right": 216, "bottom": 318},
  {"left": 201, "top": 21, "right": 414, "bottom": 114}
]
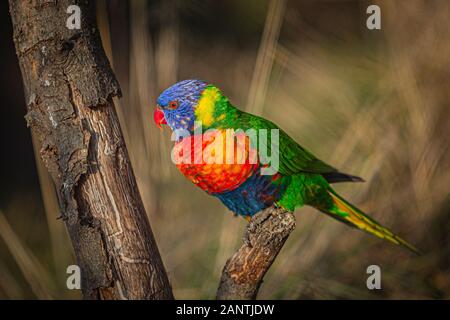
[{"left": 173, "top": 131, "right": 258, "bottom": 193}]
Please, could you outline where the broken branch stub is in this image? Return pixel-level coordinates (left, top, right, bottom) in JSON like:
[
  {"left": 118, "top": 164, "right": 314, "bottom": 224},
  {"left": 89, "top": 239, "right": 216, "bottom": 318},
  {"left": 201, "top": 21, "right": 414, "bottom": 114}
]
[{"left": 217, "top": 206, "right": 296, "bottom": 300}]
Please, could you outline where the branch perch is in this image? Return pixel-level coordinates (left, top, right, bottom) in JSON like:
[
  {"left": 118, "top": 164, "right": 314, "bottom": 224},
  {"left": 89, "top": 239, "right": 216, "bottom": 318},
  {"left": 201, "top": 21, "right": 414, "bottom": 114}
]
[{"left": 216, "top": 206, "right": 296, "bottom": 300}]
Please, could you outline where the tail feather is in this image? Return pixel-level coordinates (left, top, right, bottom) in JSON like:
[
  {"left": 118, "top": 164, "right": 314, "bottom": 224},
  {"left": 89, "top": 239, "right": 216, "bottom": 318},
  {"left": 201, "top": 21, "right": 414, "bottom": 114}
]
[
  {"left": 322, "top": 189, "right": 420, "bottom": 255},
  {"left": 322, "top": 171, "right": 365, "bottom": 184}
]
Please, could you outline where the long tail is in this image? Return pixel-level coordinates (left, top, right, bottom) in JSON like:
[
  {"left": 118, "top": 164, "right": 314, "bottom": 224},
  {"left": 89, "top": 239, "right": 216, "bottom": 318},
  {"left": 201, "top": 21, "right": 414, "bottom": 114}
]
[{"left": 319, "top": 188, "right": 420, "bottom": 255}]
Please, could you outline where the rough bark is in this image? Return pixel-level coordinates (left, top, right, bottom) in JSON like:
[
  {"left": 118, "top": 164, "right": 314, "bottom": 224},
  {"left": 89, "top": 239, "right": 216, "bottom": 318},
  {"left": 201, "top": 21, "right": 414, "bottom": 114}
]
[
  {"left": 9, "top": 0, "right": 173, "bottom": 299},
  {"left": 216, "top": 206, "right": 296, "bottom": 300}
]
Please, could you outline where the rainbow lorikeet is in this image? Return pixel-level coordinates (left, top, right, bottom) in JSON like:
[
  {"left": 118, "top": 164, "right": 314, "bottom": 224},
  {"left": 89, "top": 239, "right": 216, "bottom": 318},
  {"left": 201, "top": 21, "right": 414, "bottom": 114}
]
[{"left": 153, "top": 79, "right": 418, "bottom": 254}]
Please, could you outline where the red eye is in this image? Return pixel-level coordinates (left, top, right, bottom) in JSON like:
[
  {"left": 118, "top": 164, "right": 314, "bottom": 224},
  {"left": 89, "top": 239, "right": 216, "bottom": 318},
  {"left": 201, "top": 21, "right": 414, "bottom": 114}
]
[{"left": 168, "top": 101, "right": 179, "bottom": 109}]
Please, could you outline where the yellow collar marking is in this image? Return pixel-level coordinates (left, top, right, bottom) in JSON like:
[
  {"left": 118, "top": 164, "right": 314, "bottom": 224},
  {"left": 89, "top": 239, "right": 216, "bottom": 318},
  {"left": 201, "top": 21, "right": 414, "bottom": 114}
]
[{"left": 195, "top": 86, "right": 220, "bottom": 127}]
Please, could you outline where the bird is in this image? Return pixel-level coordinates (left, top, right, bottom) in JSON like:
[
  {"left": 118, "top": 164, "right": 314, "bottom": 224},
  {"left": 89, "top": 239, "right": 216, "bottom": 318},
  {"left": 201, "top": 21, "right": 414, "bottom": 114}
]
[{"left": 153, "top": 79, "right": 419, "bottom": 254}]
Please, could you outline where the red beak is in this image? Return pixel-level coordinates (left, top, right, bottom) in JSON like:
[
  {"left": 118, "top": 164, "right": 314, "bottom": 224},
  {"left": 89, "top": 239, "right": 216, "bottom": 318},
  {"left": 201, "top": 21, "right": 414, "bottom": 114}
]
[{"left": 153, "top": 106, "right": 167, "bottom": 129}]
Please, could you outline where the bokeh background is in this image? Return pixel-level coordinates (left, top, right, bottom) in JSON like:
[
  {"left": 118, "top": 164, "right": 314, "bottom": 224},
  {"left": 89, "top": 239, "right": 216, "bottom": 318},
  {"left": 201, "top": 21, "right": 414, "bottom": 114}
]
[{"left": 0, "top": 0, "right": 449, "bottom": 299}]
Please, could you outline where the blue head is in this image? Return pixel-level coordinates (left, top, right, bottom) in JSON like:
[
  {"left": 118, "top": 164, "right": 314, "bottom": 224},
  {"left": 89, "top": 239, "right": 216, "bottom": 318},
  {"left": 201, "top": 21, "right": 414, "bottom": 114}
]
[{"left": 154, "top": 79, "right": 208, "bottom": 132}]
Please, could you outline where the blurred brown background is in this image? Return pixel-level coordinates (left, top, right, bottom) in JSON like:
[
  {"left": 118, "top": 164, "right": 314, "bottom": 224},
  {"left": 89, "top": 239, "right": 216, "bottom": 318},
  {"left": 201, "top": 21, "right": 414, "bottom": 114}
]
[{"left": 0, "top": 0, "right": 449, "bottom": 299}]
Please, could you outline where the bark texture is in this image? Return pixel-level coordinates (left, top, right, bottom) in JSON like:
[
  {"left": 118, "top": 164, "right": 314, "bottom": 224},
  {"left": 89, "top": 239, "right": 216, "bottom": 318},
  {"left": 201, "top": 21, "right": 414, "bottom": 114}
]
[
  {"left": 217, "top": 207, "right": 296, "bottom": 299},
  {"left": 9, "top": 0, "right": 173, "bottom": 299}
]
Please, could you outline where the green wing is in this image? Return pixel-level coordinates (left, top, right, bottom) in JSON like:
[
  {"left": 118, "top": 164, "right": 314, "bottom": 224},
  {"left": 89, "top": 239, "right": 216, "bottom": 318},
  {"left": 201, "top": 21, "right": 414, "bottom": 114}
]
[
  {"left": 277, "top": 129, "right": 338, "bottom": 176},
  {"left": 234, "top": 111, "right": 362, "bottom": 180}
]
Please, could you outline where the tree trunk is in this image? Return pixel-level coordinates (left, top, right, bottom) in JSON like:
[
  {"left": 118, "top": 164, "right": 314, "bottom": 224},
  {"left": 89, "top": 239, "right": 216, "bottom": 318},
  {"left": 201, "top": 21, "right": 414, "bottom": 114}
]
[
  {"left": 216, "top": 206, "right": 296, "bottom": 299},
  {"left": 9, "top": 0, "right": 173, "bottom": 300}
]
